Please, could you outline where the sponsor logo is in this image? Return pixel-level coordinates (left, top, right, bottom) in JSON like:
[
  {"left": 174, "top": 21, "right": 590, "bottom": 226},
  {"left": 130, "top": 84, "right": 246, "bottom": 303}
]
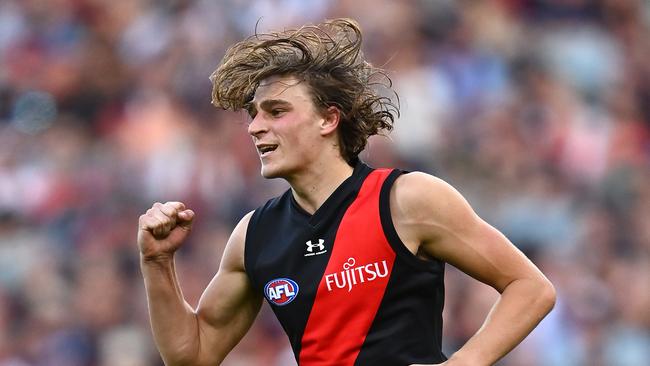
[
  {"left": 264, "top": 278, "right": 299, "bottom": 306},
  {"left": 305, "top": 239, "right": 327, "bottom": 257},
  {"left": 324, "top": 257, "right": 389, "bottom": 292}
]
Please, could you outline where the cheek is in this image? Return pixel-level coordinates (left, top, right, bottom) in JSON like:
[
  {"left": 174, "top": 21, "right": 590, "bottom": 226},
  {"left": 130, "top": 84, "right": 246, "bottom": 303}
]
[
  {"left": 279, "top": 122, "right": 311, "bottom": 146},
  {"left": 289, "top": 132, "right": 317, "bottom": 153},
  {"left": 276, "top": 112, "right": 321, "bottom": 154}
]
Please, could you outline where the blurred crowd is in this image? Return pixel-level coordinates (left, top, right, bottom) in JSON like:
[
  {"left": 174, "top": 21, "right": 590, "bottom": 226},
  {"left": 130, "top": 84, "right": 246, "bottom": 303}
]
[{"left": 1, "top": 0, "right": 649, "bottom": 365}]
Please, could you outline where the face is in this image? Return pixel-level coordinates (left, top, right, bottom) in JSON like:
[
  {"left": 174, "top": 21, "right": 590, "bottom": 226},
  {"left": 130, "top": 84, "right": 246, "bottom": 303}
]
[{"left": 247, "top": 75, "right": 333, "bottom": 179}]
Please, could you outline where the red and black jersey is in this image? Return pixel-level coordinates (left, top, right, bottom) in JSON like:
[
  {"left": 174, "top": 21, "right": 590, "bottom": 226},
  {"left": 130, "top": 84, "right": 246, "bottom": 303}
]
[{"left": 245, "top": 162, "right": 447, "bottom": 366}]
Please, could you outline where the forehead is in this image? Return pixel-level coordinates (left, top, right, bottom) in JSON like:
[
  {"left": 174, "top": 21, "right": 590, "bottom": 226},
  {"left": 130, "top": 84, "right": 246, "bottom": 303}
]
[{"left": 252, "top": 75, "right": 312, "bottom": 104}]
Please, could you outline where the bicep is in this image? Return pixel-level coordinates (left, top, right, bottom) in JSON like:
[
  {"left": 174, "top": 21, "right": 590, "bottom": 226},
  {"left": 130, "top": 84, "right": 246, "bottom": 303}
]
[
  {"left": 194, "top": 212, "right": 263, "bottom": 363},
  {"left": 396, "top": 173, "right": 545, "bottom": 293},
  {"left": 426, "top": 209, "right": 536, "bottom": 293}
]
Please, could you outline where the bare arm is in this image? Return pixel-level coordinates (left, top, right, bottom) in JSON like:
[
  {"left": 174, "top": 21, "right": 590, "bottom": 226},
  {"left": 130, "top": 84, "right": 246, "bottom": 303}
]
[
  {"left": 139, "top": 202, "right": 262, "bottom": 366},
  {"left": 390, "top": 173, "right": 556, "bottom": 366}
]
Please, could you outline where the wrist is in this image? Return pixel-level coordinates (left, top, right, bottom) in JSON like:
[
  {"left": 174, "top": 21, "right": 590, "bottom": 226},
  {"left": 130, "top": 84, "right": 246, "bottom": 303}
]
[{"left": 140, "top": 252, "right": 175, "bottom": 265}]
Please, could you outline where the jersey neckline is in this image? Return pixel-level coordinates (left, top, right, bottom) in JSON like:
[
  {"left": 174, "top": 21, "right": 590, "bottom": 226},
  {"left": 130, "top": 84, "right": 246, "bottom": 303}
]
[{"left": 289, "top": 160, "right": 373, "bottom": 228}]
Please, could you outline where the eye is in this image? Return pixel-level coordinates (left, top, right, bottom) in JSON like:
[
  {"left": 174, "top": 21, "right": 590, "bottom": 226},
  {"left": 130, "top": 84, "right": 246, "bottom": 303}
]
[{"left": 270, "top": 109, "right": 286, "bottom": 117}]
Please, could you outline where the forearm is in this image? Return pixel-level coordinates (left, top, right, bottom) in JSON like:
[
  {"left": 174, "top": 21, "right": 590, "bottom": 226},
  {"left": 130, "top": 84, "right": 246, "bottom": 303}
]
[
  {"left": 448, "top": 277, "right": 556, "bottom": 366},
  {"left": 141, "top": 255, "right": 202, "bottom": 366}
]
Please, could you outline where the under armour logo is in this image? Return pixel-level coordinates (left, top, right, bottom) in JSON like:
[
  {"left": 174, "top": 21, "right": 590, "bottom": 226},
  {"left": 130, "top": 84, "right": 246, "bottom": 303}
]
[{"left": 305, "top": 239, "right": 327, "bottom": 257}]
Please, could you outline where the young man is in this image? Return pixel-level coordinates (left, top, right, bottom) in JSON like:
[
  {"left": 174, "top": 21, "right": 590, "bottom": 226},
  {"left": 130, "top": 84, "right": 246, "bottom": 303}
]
[{"left": 137, "top": 19, "right": 555, "bottom": 366}]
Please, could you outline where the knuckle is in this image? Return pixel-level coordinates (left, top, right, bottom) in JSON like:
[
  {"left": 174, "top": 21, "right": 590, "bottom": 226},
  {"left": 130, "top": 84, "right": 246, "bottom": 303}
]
[
  {"left": 161, "top": 204, "right": 176, "bottom": 215},
  {"left": 169, "top": 201, "right": 185, "bottom": 209},
  {"left": 140, "top": 217, "right": 152, "bottom": 227}
]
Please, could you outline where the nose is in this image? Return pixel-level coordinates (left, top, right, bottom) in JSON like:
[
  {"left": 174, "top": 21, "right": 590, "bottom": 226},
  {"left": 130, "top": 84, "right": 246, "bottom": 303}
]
[{"left": 247, "top": 114, "right": 268, "bottom": 138}]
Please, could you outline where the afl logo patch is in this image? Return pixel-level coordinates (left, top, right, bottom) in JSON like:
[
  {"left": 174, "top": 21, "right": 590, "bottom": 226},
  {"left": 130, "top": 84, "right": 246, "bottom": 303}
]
[{"left": 264, "top": 278, "right": 299, "bottom": 306}]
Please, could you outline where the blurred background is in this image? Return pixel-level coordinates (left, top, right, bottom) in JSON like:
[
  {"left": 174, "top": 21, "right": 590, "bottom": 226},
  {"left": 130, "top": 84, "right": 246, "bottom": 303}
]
[{"left": 1, "top": 0, "right": 649, "bottom": 365}]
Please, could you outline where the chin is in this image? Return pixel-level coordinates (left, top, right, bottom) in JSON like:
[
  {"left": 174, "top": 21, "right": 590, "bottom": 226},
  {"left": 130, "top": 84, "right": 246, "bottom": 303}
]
[
  {"left": 260, "top": 164, "right": 284, "bottom": 179},
  {"left": 260, "top": 161, "right": 298, "bottom": 180}
]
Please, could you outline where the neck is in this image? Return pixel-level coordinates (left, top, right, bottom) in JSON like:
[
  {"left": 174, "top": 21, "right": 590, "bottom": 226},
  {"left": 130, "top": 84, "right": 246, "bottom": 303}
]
[{"left": 287, "top": 158, "right": 354, "bottom": 215}]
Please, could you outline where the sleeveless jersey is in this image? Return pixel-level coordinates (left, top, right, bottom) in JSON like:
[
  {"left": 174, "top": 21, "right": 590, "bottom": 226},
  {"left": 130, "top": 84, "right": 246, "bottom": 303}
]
[{"left": 245, "top": 162, "right": 447, "bottom": 366}]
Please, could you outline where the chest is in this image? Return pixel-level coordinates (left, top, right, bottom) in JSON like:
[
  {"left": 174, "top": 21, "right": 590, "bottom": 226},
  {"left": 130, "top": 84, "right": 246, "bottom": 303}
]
[
  {"left": 250, "top": 183, "right": 398, "bottom": 302},
  {"left": 251, "top": 198, "right": 394, "bottom": 296}
]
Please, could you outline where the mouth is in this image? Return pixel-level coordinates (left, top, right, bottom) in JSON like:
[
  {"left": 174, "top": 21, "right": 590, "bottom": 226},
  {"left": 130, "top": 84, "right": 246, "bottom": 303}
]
[{"left": 256, "top": 144, "right": 278, "bottom": 157}]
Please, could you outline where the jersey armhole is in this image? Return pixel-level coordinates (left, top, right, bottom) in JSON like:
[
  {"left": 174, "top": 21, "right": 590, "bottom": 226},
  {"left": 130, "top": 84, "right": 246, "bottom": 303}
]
[
  {"left": 379, "top": 169, "right": 445, "bottom": 273},
  {"left": 243, "top": 208, "right": 262, "bottom": 290}
]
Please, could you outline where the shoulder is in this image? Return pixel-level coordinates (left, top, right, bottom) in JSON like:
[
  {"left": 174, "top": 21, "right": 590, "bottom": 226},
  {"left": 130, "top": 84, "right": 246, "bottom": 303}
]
[
  {"left": 232, "top": 211, "right": 255, "bottom": 238},
  {"left": 390, "top": 171, "right": 478, "bottom": 242},
  {"left": 392, "top": 171, "right": 453, "bottom": 198},
  {"left": 220, "top": 211, "right": 255, "bottom": 271},
  {"left": 392, "top": 172, "right": 471, "bottom": 217}
]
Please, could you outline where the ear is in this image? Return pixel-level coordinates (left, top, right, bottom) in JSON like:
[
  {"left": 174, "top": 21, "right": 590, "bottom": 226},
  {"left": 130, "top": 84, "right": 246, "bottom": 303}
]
[{"left": 319, "top": 106, "right": 341, "bottom": 136}]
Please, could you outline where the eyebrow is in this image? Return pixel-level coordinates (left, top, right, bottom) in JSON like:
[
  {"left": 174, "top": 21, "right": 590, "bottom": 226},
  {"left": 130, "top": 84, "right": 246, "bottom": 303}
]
[{"left": 247, "top": 99, "right": 292, "bottom": 115}]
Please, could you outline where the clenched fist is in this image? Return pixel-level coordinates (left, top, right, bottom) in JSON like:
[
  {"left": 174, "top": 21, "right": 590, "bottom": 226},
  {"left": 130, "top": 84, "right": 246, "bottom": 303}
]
[{"left": 138, "top": 201, "right": 195, "bottom": 261}]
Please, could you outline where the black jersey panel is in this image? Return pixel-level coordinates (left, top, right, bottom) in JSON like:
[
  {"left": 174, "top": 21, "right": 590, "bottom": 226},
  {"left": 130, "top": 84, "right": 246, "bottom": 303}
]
[{"left": 353, "top": 257, "right": 446, "bottom": 365}]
